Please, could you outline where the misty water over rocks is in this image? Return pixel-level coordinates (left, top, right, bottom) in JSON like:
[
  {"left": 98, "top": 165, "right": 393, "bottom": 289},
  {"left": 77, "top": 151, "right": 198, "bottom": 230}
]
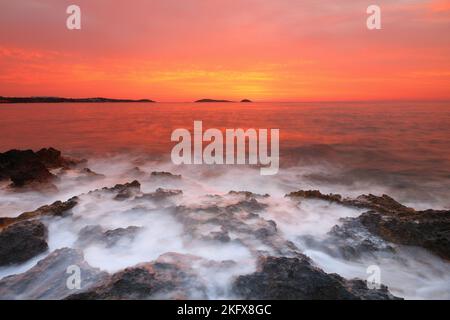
[{"left": 0, "top": 149, "right": 449, "bottom": 300}]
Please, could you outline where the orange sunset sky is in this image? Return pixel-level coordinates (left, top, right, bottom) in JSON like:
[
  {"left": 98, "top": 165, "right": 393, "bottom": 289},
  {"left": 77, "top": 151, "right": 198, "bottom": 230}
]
[{"left": 0, "top": 0, "right": 449, "bottom": 102}]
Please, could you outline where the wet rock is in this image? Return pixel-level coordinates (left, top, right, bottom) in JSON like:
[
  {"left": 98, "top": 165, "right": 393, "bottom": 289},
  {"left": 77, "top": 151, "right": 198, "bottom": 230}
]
[
  {"left": 150, "top": 171, "right": 181, "bottom": 180},
  {"left": 36, "top": 147, "right": 82, "bottom": 169},
  {"left": 228, "top": 191, "right": 270, "bottom": 199},
  {"left": 255, "top": 223, "right": 277, "bottom": 240},
  {"left": 77, "top": 168, "right": 105, "bottom": 181},
  {"left": 286, "top": 190, "right": 342, "bottom": 203},
  {"left": 138, "top": 188, "right": 183, "bottom": 202},
  {"left": 337, "top": 194, "right": 450, "bottom": 260},
  {"left": 225, "top": 198, "right": 268, "bottom": 213},
  {"left": 86, "top": 180, "right": 142, "bottom": 200},
  {"left": 0, "top": 198, "right": 78, "bottom": 229},
  {"left": 300, "top": 218, "right": 396, "bottom": 260},
  {"left": 0, "top": 148, "right": 83, "bottom": 189},
  {"left": 0, "top": 149, "right": 55, "bottom": 188},
  {"left": 0, "top": 220, "right": 48, "bottom": 266},
  {"left": 99, "top": 180, "right": 141, "bottom": 200},
  {"left": 0, "top": 248, "right": 108, "bottom": 299},
  {"left": 103, "top": 180, "right": 141, "bottom": 193},
  {"left": 66, "top": 257, "right": 207, "bottom": 300},
  {"left": 76, "top": 225, "right": 142, "bottom": 248},
  {"left": 202, "top": 230, "right": 231, "bottom": 243},
  {"left": 344, "top": 194, "right": 415, "bottom": 214},
  {"left": 287, "top": 191, "right": 450, "bottom": 260},
  {"left": 358, "top": 208, "right": 450, "bottom": 260},
  {"left": 233, "top": 256, "right": 400, "bottom": 300},
  {"left": 173, "top": 202, "right": 295, "bottom": 257}
]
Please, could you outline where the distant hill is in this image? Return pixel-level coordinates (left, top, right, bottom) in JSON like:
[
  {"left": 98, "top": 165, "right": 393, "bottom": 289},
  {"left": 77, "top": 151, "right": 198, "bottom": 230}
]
[
  {"left": 195, "top": 99, "right": 233, "bottom": 103},
  {"left": 241, "top": 99, "right": 252, "bottom": 103},
  {"left": 0, "top": 97, "right": 155, "bottom": 103}
]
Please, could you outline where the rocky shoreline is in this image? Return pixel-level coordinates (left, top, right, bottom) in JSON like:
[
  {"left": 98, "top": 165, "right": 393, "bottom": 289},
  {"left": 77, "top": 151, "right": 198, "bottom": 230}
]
[{"left": 0, "top": 148, "right": 449, "bottom": 300}]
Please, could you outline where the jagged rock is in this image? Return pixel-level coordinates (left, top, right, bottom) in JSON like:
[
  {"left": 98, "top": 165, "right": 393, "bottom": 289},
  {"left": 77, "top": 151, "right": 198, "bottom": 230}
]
[
  {"left": 100, "top": 180, "right": 141, "bottom": 200},
  {"left": 202, "top": 230, "right": 231, "bottom": 243},
  {"left": 300, "top": 218, "right": 396, "bottom": 260},
  {"left": 150, "top": 171, "right": 181, "bottom": 180},
  {"left": 233, "top": 256, "right": 400, "bottom": 300},
  {"left": 138, "top": 188, "right": 182, "bottom": 202},
  {"left": 254, "top": 221, "right": 277, "bottom": 240},
  {"left": 0, "top": 198, "right": 78, "bottom": 229},
  {"left": 225, "top": 198, "right": 268, "bottom": 214},
  {"left": 75, "top": 168, "right": 105, "bottom": 181},
  {"left": 35, "top": 147, "right": 82, "bottom": 169},
  {"left": 0, "top": 220, "right": 48, "bottom": 266},
  {"left": 287, "top": 191, "right": 450, "bottom": 260},
  {"left": 228, "top": 191, "right": 270, "bottom": 199},
  {"left": 0, "top": 248, "right": 108, "bottom": 299},
  {"left": 0, "top": 148, "right": 83, "bottom": 189},
  {"left": 0, "top": 149, "right": 55, "bottom": 188},
  {"left": 286, "top": 190, "right": 342, "bottom": 203},
  {"left": 76, "top": 225, "right": 142, "bottom": 248},
  {"left": 339, "top": 194, "right": 450, "bottom": 260},
  {"left": 344, "top": 194, "right": 415, "bottom": 214},
  {"left": 174, "top": 200, "right": 293, "bottom": 257},
  {"left": 358, "top": 209, "right": 450, "bottom": 260},
  {"left": 66, "top": 257, "right": 207, "bottom": 300}
]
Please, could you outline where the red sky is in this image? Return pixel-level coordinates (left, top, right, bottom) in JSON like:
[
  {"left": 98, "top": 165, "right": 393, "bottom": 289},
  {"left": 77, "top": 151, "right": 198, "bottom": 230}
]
[{"left": 0, "top": 0, "right": 449, "bottom": 101}]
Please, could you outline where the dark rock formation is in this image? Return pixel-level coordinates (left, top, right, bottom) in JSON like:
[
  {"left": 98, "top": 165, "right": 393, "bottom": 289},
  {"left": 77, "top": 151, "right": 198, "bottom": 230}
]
[
  {"left": 225, "top": 198, "right": 268, "bottom": 214},
  {"left": 150, "top": 171, "right": 181, "bottom": 180},
  {"left": 66, "top": 256, "right": 207, "bottom": 300},
  {"left": 76, "top": 225, "right": 142, "bottom": 248},
  {"left": 0, "top": 149, "right": 55, "bottom": 188},
  {"left": 340, "top": 194, "right": 450, "bottom": 260},
  {"left": 343, "top": 194, "right": 416, "bottom": 214},
  {"left": 228, "top": 191, "right": 270, "bottom": 199},
  {"left": 0, "top": 248, "right": 108, "bottom": 299},
  {"left": 0, "top": 220, "right": 48, "bottom": 266},
  {"left": 35, "top": 147, "right": 82, "bottom": 169},
  {"left": 96, "top": 180, "right": 141, "bottom": 200},
  {"left": 76, "top": 168, "right": 105, "bottom": 181},
  {"left": 299, "top": 218, "right": 396, "bottom": 260},
  {"left": 233, "top": 256, "right": 400, "bottom": 300},
  {"left": 287, "top": 190, "right": 450, "bottom": 260},
  {"left": 286, "top": 190, "right": 342, "bottom": 203},
  {"left": 358, "top": 208, "right": 450, "bottom": 260},
  {"left": 0, "top": 148, "right": 83, "bottom": 189},
  {"left": 201, "top": 230, "right": 231, "bottom": 243},
  {"left": 240, "top": 99, "right": 252, "bottom": 103},
  {"left": 138, "top": 188, "right": 183, "bottom": 202},
  {"left": 0, "top": 198, "right": 78, "bottom": 229}
]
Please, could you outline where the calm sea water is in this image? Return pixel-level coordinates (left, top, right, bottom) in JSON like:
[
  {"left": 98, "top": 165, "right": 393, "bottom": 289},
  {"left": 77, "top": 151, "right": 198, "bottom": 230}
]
[{"left": 1, "top": 101, "right": 449, "bottom": 207}]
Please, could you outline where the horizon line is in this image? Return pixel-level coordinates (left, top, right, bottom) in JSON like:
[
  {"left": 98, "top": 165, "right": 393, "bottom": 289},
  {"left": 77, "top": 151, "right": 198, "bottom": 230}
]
[{"left": 1, "top": 95, "right": 450, "bottom": 104}]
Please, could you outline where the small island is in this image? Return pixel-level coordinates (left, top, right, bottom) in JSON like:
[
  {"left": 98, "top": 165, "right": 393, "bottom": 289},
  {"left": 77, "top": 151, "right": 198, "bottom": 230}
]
[
  {"left": 0, "top": 96, "right": 155, "bottom": 104},
  {"left": 194, "top": 99, "right": 233, "bottom": 103},
  {"left": 241, "top": 99, "right": 253, "bottom": 103}
]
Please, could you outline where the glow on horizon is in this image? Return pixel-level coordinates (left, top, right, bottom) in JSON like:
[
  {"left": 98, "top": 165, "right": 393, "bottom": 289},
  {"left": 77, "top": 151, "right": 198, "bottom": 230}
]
[{"left": 0, "top": 0, "right": 449, "bottom": 102}]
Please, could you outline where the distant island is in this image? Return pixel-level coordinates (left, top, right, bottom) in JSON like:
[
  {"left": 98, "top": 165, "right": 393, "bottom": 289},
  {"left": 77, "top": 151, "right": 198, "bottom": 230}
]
[
  {"left": 195, "top": 99, "right": 233, "bottom": 103},
  {"left": 195, "top": 99, "right": 253, "bottom": 103},
  {"left": 241, "top": 99, "right": 253, "bottom": 103},
  {"left": 0, "top": 96, "right": 155, "bottom": 104}
]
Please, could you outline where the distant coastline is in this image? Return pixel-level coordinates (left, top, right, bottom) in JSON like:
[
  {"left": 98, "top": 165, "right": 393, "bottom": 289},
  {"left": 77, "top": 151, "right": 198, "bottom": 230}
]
[
  {"left": 0, "top": 96, "right": 155, "bottom": 104},
  {"left": 195, "top": 99, "right": 253, "bottom": 103}
]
